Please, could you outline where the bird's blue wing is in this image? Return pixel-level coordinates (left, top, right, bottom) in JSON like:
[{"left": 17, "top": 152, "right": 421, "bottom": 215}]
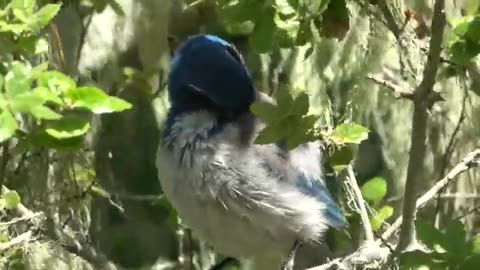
[{"left": 280, "top": 142, "right": 347, "bottom": 230}]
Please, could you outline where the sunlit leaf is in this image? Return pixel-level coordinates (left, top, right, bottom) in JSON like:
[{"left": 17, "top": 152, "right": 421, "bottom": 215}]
[
  {"left": 370, "top": 205, "right": 393, "bottom": 231},
  {"left": 33, "top": 86, "right": 63, "bottom": 105},
  {"left": 360, "top": 177, "right": 387, "bottom": 205},
  {"left": 11, "top": 0, "right": 35, "bottom": 16},
  {"left": 38, "top": 71, "right": 76, "bottom": 93},
  {"left": 0, "top": 109, "right": 18, "bottom": 142},
  {"left": 45, "top": 115, "right": 90, "bottom": 138},
  {"left": 30, "top": 131, "right": 83, "bottom": 151},
  {"left": 30, "top": 105, "right": 62, "bottom": 120},
  {"left": 66, "top": 87, "right": 132, "bottom": 113},
  {"left": 9, "top": 92, "right": 45, "bottom": 112},
  {"left": 3, "top": 190, "right": 21, "bottom": 209},
  {"left": 471, "top": 235, "right": 480, "bottom": 254},
  {"left": 331, "top": 123, "right": 370, "bottom": 144},
  {"left": 5, "top": 62, "right": 31, "bottom": 95},
  {"left": 29, "top": 4, "right": 62, "bottom": 31}
]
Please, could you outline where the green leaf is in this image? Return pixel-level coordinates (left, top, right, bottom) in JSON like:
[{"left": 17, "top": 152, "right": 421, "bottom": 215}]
[
  {"left": 399, "top": 250, "right": 445, "bottom": 269},
  {"left": 451, "top": 16, "right": 474, "bottom": 37},
  {"left": 9, "top": 92, "right": 45, "bottom": 112},
  {"left": 458, "top": 255, "right": 480, "bottom": 270},
  {"left": 276, "top": 87, "right": 294, "bottom": 113},
  {"left": 0, "top": 109, "right": 18, "bottom": 142},
  {"left": 29, "top": 4, "right": 62, "bottom": 31},
  {"left": 360, "top": 177, "right": 387, "bottom": 205},
  {"left": 330, "top": 145, "right": 355, "bottom": 172},
  {"left": 3, "top": 190, "right": 21, "bottom": 209},
  {"left": 38, "top": 71, "right": 76, "bottom": 93},
  {"left": 275, "top": 0, "right": 296, "bottom": 16},
  {"left": 30, "top": 131, "right": 83, "bottom": 151},
  {"left": 250, "top": 102, "right": 280, "bottom": 123},
  {"left": 33, "top": 86, "right": 63, "bottom": 105},
  {"left": 471, "top": 235, "right": 480, "bottom": 254},
  {"left": 286, "top": 114, "right": 319, "bottom": 149},
  {"left": 331, "top": 123, "right": 370, "bottom": 144},
  {"left": 291, "top": 92, "right": 309, "bottom": 116},
  {"left": 30, "top": 105, "right": 62, "bottom": 120},
  {"left": 450, "top": 39, "right": 480, "bottom": 65},
  {"left": 274, "top": 13, "right": 301, "bottom": 47},
  {"left": 444, "top": 219, "right": 467, "bottom": 254},
  {"left": 370, "top": 205, "right": 393, "bottom": 231},
  {"left": 45, "top": 115, "right": 90, "bottom": 138},
  {"left": 249, "top": 9, "right": 276, "bottom": 53},
  {"left": 416, "top": 219, "right": 446, "bottom": 251},
  {"left": 254, "top": 122, "right": 286, "bottom": 145},
  {"left": 11, "top": 0, "right": 35, "bottom": 16},
  {"left": 5, "top": 62, "right": 31, "bottom": 95},
  {"left": 98, "top": 96, "right": 133, "bottom": 114},
  {"left": 465, "top": 16, "right": 480, "bottom": 43},
  {"left": 66, "top": 87, "right": 132, "bottom": 113}
]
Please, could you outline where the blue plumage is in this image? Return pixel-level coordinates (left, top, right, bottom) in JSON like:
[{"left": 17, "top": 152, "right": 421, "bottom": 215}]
[{"left": 156, "top": 34, "right": 346, "bottom": 270}]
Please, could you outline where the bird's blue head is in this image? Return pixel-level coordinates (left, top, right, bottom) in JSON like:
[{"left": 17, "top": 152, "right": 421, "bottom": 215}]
[{"left": 168, "top": 34, "right": 255, "bottom": 118}]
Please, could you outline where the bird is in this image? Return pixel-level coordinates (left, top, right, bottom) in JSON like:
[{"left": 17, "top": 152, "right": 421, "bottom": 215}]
[{"left": 156, "top": 34, "right": 346, "bottom": 270}]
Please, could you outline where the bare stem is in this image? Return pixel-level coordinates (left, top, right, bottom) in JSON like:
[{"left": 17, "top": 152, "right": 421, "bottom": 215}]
[{"left": 347, "top": 165, "right": 375, "bottom": 243}]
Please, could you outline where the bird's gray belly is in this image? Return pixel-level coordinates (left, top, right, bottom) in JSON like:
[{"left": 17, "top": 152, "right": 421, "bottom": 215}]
[{"left": 157, "top": 163, "right": 289, "bottom": 258}]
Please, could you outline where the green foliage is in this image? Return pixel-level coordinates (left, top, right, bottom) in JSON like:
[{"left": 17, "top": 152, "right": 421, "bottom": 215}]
[
  {"left": 216, "top": 0, "right": 350, "bottom": 52},
  {"left": 251, "top": 87, "right": 370, "bottom": 151},
  {"left": 1, "top": 190, "right": 21, "bottom": 210},
  {"left": 251, "top": 88, "right": 320, "bottom": 149},
  {"left": 360, "top": 177, "right": 393, "bottom": 231},
  {"left": 448, "top": 15, "right": 480, "bottom": 65},
  {"left": 0, "top": 0, "right": 132, "bottom": 145},
  {"left": 400, "top": 219, "right": 480, "bottom": 269},
  {"left": 361, "top": 177, "right": 387, "bottom": 206}
]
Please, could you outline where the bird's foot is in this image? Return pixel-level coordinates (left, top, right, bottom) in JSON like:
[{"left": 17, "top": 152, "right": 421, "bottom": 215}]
[{"left": 280, "top": 240, "right": 302, "bottom": 270}]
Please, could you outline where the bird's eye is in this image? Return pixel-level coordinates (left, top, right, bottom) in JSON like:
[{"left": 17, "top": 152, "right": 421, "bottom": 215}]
[{"left": 226, "top": 44, "right": 244, "bottom": 64}]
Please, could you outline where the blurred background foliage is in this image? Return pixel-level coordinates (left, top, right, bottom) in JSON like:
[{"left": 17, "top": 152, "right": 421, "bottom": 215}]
[{"left": 0, "top": 0, "right": 479, "bottom": 269}]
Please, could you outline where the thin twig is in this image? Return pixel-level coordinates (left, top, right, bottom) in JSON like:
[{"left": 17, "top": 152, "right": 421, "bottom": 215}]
[
  {"left": 366, "top": 74, "right": 414, "bottom": 100},
  {"left": 347, "top": 165, "right": 375, "bottom": 243},
  {"left": 382, "top": 148, "right": 480, "bottom": 241}
]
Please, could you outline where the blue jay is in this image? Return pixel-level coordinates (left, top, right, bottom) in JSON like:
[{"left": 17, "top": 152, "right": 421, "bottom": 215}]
[{"left": 156, "top": 34, "right": 346, "bottom": 270}]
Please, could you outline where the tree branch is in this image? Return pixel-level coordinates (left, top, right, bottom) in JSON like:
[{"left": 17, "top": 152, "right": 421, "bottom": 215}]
[
  {"left": 306, "top": 149, "right": 480, "bottom": 270},
  {"left": 397, "top": 0, "right": 446, "bottom": 251},
  {"left": 366, "top": 74, "right": 414, "bottom": 100},
  {"left": 381, "top": 148, "right": 480, "bottom": 241}
]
